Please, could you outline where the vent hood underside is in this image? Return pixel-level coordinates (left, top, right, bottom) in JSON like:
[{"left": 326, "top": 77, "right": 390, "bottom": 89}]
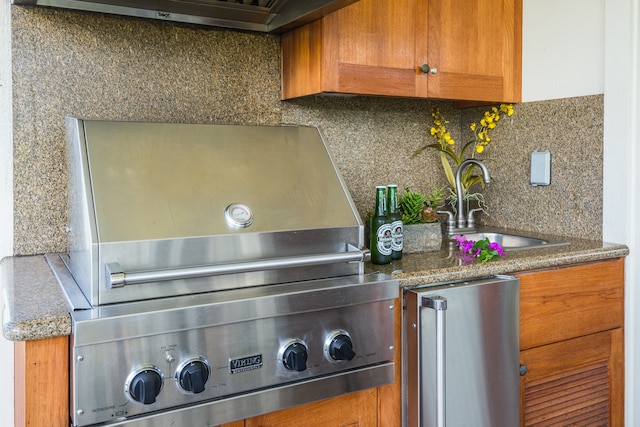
[{"left": 11, "top": 0, "right": 359, "bottom": 33}]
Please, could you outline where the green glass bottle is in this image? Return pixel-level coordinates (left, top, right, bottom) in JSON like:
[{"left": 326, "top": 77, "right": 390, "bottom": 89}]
[
  {"left": 370, "top": 186, "right": 392, "bottom": 265},
  {"left": 387, "top": 184, "right": 403, "bottom": 260}
]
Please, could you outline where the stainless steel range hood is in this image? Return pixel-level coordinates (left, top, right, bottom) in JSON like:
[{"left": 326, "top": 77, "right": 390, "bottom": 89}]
[{"left": 11, "top": 0, "right": 359, "bottom": 33}]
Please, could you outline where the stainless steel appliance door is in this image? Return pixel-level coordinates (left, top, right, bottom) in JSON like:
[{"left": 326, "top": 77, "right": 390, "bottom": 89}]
[{"left": 405, "top": 276, "right": 520, "bottom": 427}]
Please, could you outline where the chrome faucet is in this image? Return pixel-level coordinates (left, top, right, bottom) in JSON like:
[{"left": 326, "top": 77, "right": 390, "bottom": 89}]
[{"left": 441, "top": 159, "right": 491, "bottom": 236}]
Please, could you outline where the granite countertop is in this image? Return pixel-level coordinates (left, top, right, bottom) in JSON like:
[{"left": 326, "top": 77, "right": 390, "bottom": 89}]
[
  {"left": 1, "top": 255, "right": 72, "bottom": 341},
  {"left": 368, "top": 232, "right": 629, "bottom": 288},
  {"left": 1, "top": 230, "right": 629, "bottom": 342}
]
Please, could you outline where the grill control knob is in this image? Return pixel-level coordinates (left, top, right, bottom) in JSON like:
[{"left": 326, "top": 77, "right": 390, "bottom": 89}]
[
  {"left": 329, "top": 334, "right": 356, "bottom": 361},
  {"left": 127, "top": 367, "right": 163, "bottom": 404},
  {"left": 324, "top": 330, "right": 356, "bottom": 363},
  {"left": 282, "top": 341, "right": 308, "bottom": 372},
  {"left": 176, "top": 358, "right": 210, "bottom": 394}
]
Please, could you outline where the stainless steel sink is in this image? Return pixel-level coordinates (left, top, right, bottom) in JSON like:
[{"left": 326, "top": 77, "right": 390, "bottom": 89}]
[{"left": 458, "top": 230, "right": 571, "bottom": 251}]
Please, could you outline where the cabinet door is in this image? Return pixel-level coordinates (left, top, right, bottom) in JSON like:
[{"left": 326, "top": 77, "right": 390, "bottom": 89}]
[
  {"left": 327, "top": 0, "right": 422, "bottom": 97},
  {"left": 244, "top": 388, "right": 378, "bottom": 426},
  {"left": 520, "top": 329, "right": 624, "bottom": 427},
  {"left": 422, "top": 0, "right": 522, "bottom": 102},
  {"left": 282, "top": 0, "right": 424, "bottom": 99},
  {"left": 15, "top": 336, "right": 69, "bottom": 427},
  {"left": 518, "top": 259, "right": 624, "bottom": 350}
]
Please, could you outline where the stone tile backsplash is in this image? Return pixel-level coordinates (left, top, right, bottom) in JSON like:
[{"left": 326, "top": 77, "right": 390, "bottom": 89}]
[
  {"left": 465, "top": 97, "right": 603, "bottom": 239},
  {"left": 282, "top": 95, "right": 604, "bottom": 240},
  {"left": 10, "top": 6, "right": 603, "bottom": 254}
]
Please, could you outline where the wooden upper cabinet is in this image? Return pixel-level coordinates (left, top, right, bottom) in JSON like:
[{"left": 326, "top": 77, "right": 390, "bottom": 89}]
[
  {"left": 425, "top": 0, "right": 522, "bottom": 102},
  {"left": 281, "top": 0, "right": 522, "bottom": 102},
  {"left": 282, "top": 0, "right": 421, "bottom": 99}
]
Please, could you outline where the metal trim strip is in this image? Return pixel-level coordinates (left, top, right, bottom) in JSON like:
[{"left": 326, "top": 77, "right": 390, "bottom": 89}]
[{"left": 45, "top": 253, "right": 91, "bottom": 310}]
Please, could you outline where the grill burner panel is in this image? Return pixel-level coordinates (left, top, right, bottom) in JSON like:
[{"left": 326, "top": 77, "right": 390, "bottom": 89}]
[{"left": 49, "top": 254, "right": 396, "bottom": 427}]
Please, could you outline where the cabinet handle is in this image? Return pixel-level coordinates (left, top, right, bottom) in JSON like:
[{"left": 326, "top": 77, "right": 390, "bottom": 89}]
[
  {"left": 519, "top": 364, "right": 528, "bottom": 376},
  {"left": 420, "top": 64, "right": 438, "bottom": 74},
  {"left": 422, "top": 296, "right": 447, "bottom": 427}
]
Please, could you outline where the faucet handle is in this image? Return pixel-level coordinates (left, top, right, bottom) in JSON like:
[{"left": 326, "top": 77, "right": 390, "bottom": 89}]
[
  {"left": 436, "top": 210, "right": 454, "bottom": 223},
  {"left": 436, "top": 210, "right": 456, "bottom": 235},
  {"left": 466, "top": 208, "right": 483, "bottom": 229}
]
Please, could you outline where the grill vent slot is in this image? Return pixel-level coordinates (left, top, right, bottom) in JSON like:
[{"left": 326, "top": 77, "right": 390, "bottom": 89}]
[
  {"left": 218, "top": 0, "right": 274, "bottom": 6},
  {"left": 176, "top": 0, "right": 278, "bottom": 10}
]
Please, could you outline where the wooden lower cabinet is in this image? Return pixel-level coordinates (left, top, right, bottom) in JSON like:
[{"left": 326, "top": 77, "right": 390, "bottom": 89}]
[
  {"left": 517, "top": 259, "right": 625, "bottom": 427},
  {"left": 245, "top": 387, "right": 378, "bottom": 427},
  {"left": 217, "top": 389, "right": 378, "bottom": 427},
  {"left": 14, "top": 335, "right": 69, "bottom": 427},
  {"left": 520, "top": 329, "right": 624, "bottom": 426}
]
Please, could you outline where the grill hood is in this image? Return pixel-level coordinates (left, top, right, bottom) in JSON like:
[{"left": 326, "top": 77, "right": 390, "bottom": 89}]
[
  {"left": 12, "top": 0, "right": 358, "bottom": 32},
  {"left": 64, "top": 118, "right": 367, "bottom": 306}
]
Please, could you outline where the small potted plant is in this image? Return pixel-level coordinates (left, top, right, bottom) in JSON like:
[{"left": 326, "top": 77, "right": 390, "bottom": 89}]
[{"left": 400, "top": 187, "right": 445, "bottom": 253}]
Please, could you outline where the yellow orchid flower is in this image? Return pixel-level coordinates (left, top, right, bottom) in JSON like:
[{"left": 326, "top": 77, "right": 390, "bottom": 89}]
[{"left": 414, "top": 104, "right": 515, "bottom": 197}]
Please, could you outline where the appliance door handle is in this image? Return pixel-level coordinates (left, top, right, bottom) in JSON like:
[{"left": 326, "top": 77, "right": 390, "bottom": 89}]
[
  {"left": 422, "top": 295, "right": 447, "bottom": 427},
  {"left": 106, "top": 245, "right": 370, "bottom": 288}
]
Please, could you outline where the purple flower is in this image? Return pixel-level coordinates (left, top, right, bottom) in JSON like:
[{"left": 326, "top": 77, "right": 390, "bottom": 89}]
[
  {"left": 454, "top": 235, "right": 475, "bottom": 253},
  {"left": 455, "top": 236, "right": 505, "bottom": 263},
  {"left": 488, "top": 241, "right": 504, "bottom": 256}
]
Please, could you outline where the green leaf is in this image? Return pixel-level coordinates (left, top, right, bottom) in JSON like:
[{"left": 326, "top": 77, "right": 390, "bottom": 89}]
[
  {"left": 439, "top": 152, "right": 456, "bottom": 189},
  {"left": 399, "top": 189, "right": 426, "bottom": 224}
]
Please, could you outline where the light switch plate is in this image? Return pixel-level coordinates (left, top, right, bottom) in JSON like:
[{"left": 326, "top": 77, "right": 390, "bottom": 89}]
[{"left": 530, "top": 150, "right": 551, "bottom": 186}]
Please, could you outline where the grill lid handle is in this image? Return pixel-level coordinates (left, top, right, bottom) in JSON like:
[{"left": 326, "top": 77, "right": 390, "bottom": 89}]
[{"left": 106, "top": 244, "right": 370, "bottom": 288}]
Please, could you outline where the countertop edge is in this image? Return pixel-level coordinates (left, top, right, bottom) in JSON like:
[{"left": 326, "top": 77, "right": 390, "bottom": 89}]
[
  {"left": 3, "top": 314, "right": 72, "bottom": 341},
  {"left": 394, "top": 245, "right": 629, "bottom": 289},
  {"left": 1, "top": 254, "right": 73, "bottom": 342}
]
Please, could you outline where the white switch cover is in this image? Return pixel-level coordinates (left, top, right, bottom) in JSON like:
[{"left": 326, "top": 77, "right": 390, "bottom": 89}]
[{"left": 530, "top": 150, "right": 551, "bottom": 186}]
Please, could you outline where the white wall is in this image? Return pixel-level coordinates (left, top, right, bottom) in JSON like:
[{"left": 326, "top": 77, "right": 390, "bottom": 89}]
[
  {"left": 603, "top": 1, "right": 639, "bottom": 425},
  {"left": 0, "top": 1, "right": 14, "bottom": 425},
  {"left": 525, "top": 0, "right": 638, "bottom": 423},
  {"left": 522, "top": 0, "right": 605, "bottom": 101}
]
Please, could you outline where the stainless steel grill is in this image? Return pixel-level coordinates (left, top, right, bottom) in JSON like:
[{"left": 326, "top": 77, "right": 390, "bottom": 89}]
[{"left": 51, "top": 118, "right": 397, "bottom": 427}]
